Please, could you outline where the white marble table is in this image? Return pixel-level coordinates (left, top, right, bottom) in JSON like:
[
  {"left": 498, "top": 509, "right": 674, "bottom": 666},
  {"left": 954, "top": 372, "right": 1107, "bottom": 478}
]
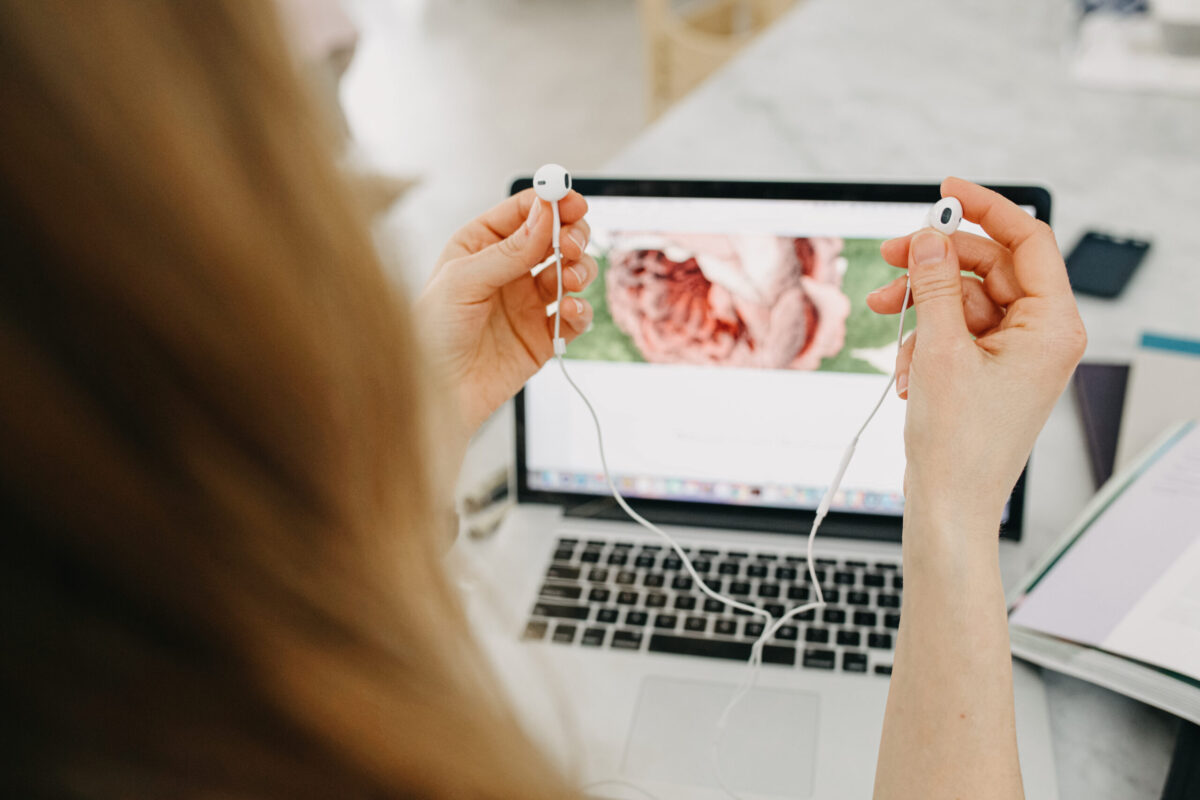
[{"left": 599, "top": 0, "right": 1198, "bottom": 796}]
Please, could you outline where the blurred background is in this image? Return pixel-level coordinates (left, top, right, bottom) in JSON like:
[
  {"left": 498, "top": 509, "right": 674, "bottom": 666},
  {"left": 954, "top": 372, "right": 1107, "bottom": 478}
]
[{"left": 277, "top": 1, "right": 1200, "bottom": 798}]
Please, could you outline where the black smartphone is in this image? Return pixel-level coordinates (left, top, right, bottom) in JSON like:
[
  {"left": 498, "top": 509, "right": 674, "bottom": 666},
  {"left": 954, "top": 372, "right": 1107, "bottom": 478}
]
[{"left": 1065, "top": 231, "right": 1151, "bottom": 298}]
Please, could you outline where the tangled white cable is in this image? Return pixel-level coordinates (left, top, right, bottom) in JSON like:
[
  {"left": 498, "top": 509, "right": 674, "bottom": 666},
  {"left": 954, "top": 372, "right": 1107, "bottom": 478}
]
[{"left": 535, "top": 166, "right": 957, "bottom": 799}]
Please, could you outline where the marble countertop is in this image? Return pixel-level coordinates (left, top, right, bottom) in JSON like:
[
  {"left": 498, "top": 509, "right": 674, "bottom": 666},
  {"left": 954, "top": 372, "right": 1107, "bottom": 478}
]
[{"left": 597, "top": 0, "right": 1198, "bottom": 796}]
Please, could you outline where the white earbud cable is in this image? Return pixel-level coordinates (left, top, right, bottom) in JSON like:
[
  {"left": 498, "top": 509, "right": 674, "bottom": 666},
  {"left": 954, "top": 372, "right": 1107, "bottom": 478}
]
[{"left": 550, "top": 200, "right": 912, "bottom": 800}]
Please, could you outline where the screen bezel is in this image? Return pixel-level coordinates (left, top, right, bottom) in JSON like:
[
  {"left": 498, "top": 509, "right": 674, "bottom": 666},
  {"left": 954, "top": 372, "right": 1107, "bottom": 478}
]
[{"left": 511, "top": 177, "right": 1050, "bottom": 542}]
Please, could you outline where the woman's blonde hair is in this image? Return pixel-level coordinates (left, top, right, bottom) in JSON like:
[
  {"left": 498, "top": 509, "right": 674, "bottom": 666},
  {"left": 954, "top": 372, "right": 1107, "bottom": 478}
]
[{"left": 0, "top": 2, "right": 572, "bottom": 797}]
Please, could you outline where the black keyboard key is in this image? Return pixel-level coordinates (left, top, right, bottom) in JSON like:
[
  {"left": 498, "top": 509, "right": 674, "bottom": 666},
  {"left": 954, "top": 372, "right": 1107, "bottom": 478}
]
[
  {"left": 625, "top": 611, "right": 648, "bottom": 626},
  {"left": 635, "top": 555, "right": 656, "bottom": 568},
  {"left": 557, "top": 537, "right": 579, "bottom": 546},
  {"left": 540, "top": 583, "right": 582, "bottom": 600},
  {"left": 662, "top": 556, "right": 682, "bottom": 570},
  {"left": 706, "top": 579, "right": 724, "bottom": 593},
  {"left": 893, "top": 575, "right": 904, "bottom": 589},
  {"left": 643, "top": 573, "right": 665, "bottom": 588},
  {"left": 776, "top": 566, "right": 798, "bottom": 581},
  {"left": 655, "top": 614, "right": 677, "bottom": 629},
  {"left": 845, "top": 560, "right": 868, "bottom": 569},
  {"left": 774, "top": 624, "right": 798, "bottom": 641},
  {"left": 853, "top": 610, "right": 878, "bottom": 627},
  {"left": 616, "top": 591, "right": 639, "bottom": 606},
  {"left": 684, "top": 616, "right": 708, "bottom": 633},
  {"left": 613, "top": 542, "right": 634, "bottom": 549},
  {"left": 718, "top": 562, "right": 740, "bottom": 576},
  {"left": 747, "top": 564, "right": 768, "bottom": 578},
  {"left": 816, "top": 557, "right": 837, "bottom": 566},
  {"left": 692, "top": 559, "right": 712, "bottom": 574},
  {"left": 579, "top": 550, "right": 601, "bottom": 563},
  {"left": 836, "top": 630, "right": 861, "bottom": 647},
  {"left": 764, "top": 603, "right": 785, "bottom": 617},
  {"left": 744, "top": 621, "right": 765, "bottom": 638},
  {"left": 787, "top": 585, "right": 811, "bottom": 602},
  {"left": 847, "top": 591, "right": 870, "bottom": 606},
  {"left": 802, "top": 648, "right": 836, "bottom": 669},
  {"left": 586, "top": 539, "right": 606, "bottom": 548},
  {"left": 805, "top": 569, "right": 828, "bottom": 583},
  {"left": 671, "top": 575, "right": 693, "bottom": 591},
  {"left": 833, "top": 571, "right": 856, "bottom": 586},
  {"left": 640, "top": 544, "right": 661, "bottom": 552},
  {"left": 727, "top": 551, "right": 749, "bottom": 560},
  {"left": 581, "top": 627, "right": 606, "bottom": 647},
  {"left": 523, "top": 620, "right": 548, "bottom": 640},
  {"left": 756, "top": 553, "right": 778, "bottom": 561},
  {"left": 553, "top": 548, "right": 575, "bottom": 562},
  {"left": 587, "top": 568, "right": 609, "bottom": 583},
  {"left": 645, "top": 593, "right": 668, "bottom": 609},
  {"left": 805, "top": 627, "right": 830, "bottom": 644},
  {"left": 552, "top": 623, "right": 577, "bottom": 643},
  {"left": 884, "top": 613, "right": 901, "bottom": 629},
  {"left": 704, "top": 598, "right": 726, "bottom": 613},
  {"left": 616, "top": 570, "right": 637, "bottom": 585},
  {"left": 868, "top": 632, "right": 893, "bottom": 650},
  {"left": 699, "top": 548, "right": 721, "bottom": 557},
  {"left": 842, "top": 651, "right": 868, "bottom": 673},
  {"left": 877, "top": 593, "right": 900, "bottom": 609},
  {"left": 785, "top": 554, "right": 806, "bottom": 563},
  {"left": 532, "top": 602, "right": 589, "bottom": 620},
  {"left": 757, "top": 583, "right": 780, "bottom": 598},
  {"left": 607, "top": 552, "right": 628, "bottom": 566},
  {"left": 674, "top": 595, "right": 697, "bottom": 611},
  {"left": 596, "top": 608, "right": 619, "bottom": 624},
  {"left": 588, "top": 587, "right": 611, "bottom": 603},
  {"left": 823, "top": 608, "right": 846, "bottom": 624},
  {"left": 874, "top": 664, "right": 893, "bottom": 675},
  {"left": 729, "top": 581, "right": 751, "bottom": 595},
  {"left": 792, "top": 608, "right": 815, "bottom": 621},
  {"left": 823, "top": 588, "right": 841, "bottom": 603},
  {"left": 863, "top": 573, "right": 885, "bottom": 588},
  {"left": 649, "top": 634, "right": 795, "bottom": 666},
  {"left": 611, "top": 630, "right": 643, "bottom": 650},
  {"left": 714, "top": 619, "right": 737, "bottom": 636},
  {"left": 875, "top": 562, "right": 898, "bottom": 570},
  {"left": 547, "top": 565, "right": 581, "bottom": 581}
]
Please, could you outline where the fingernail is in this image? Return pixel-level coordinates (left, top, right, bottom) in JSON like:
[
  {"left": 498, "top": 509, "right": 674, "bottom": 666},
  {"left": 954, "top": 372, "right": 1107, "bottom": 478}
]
[
  {"left": 867, "top": 286, "right": 882, "bottom": 298},
  {"left": 572, "top": 298, "right": 584, "bottom": 314},
  {"left": 911, "top": 231, "right": 946, "bottom": 265},
  {"left": 569, "top": 264, "right": 586, "bottom": 286},
  {"left": 568, "top": 228, "right": 587, "bottom": 252},
  {"left": 897, "top": 373, "right": 908, "bottom": 397},
  {"left": 525, "top": 200, "right": 542, "bottom": 231}
]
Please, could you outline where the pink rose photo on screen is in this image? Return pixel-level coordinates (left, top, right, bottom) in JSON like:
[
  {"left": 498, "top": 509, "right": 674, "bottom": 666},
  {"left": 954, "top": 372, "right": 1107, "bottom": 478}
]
[{"left": 604, "top": 233, "right": 851, "bottom": 369}]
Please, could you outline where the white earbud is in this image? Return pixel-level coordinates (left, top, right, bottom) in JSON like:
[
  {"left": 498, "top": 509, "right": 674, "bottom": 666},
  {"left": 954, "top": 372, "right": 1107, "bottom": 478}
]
[
  {"left": 533, "top": 163, "right": 571, "bottom": 203},
  {"left": 536, "top": 164, "right": 573, "bottom": 355},
  {"left": 927, "top": 196, "right": 963, "bottom": 235}
]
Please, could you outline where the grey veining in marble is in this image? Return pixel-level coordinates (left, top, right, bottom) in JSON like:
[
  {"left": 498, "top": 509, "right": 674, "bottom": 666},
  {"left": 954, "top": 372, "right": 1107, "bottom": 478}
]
[{"left": 602, "top": 0, "right": 1197, "bottom": 797}]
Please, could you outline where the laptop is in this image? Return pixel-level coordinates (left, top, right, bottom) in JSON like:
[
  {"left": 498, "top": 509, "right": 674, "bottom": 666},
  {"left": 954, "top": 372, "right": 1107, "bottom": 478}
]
[{"left": 470, "top": 178, "right": 1059, "bottom": 799}]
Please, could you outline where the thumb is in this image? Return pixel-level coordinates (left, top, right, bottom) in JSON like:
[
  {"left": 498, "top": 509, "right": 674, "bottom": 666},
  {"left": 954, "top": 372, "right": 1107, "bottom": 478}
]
[
  {"left": 907, "top": 229, "right": 969, "bottom": 343},
  {"left": 456, "top": 199, "right": 553, "bottom": 298}
]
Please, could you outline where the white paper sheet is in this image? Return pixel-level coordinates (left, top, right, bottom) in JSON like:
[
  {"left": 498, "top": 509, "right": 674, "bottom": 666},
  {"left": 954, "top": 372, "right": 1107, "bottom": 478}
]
[{"left": 1010, "top": 422, "right": 1200, "bottom": 681}]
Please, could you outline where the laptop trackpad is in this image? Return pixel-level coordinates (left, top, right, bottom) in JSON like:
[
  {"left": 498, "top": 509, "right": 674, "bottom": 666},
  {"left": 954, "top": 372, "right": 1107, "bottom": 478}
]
[{"left": 621, "top": 676, "right": 820, "bottom": 798}]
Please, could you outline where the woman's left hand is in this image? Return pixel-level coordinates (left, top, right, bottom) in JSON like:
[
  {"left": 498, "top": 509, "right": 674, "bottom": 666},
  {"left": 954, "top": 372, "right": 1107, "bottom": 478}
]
[{"left": 417, "top": 188, "right": 596, "bottom": 438}]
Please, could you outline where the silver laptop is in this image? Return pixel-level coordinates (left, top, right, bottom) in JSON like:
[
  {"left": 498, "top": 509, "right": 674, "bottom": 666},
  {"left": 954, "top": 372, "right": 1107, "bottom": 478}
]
[{"left": 472, "top": 179, "right": 1059, "bottom": 799}]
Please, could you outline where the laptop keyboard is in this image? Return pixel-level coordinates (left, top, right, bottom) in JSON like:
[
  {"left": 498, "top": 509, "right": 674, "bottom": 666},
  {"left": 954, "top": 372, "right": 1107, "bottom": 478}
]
[{"left": 522, "top": 537, "right": 901, "bottom": 676}]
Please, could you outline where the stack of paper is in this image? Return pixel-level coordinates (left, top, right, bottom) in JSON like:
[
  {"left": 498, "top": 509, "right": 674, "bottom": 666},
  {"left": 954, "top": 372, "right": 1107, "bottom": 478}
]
[{"left": 1008, "top": 421, "right": 1200, "bottom": 724}]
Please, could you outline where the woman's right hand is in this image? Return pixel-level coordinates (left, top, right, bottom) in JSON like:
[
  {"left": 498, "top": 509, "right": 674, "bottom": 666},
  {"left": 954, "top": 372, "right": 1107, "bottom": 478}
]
[{"left": 865, "top": 177, "right": 1087, "bottom": 529}]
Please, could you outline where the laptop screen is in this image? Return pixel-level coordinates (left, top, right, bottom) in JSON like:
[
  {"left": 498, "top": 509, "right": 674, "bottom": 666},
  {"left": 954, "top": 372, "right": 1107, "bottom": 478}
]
[{"left": 515, "top": 180, "right": 1042, "bottom": 537}]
